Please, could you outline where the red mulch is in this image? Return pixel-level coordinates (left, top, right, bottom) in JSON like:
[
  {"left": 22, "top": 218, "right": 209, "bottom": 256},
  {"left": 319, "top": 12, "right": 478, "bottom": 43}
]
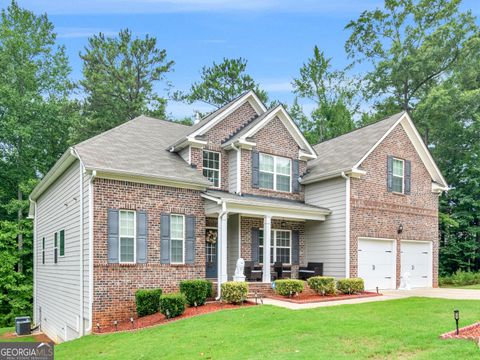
[
  {"left": 266, "top": 291, "right": 382, "bottom": 303},
  {"left": 441, "top": 322, "right": 480, "bottom": 342},
  {"left": 95, "top": 301, "right": 254, "bottom": 334}
]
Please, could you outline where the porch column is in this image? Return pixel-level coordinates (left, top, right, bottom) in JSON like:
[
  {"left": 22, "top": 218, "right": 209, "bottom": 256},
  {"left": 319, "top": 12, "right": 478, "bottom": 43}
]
[
  {"left": 217, "top": 213, "right": 228, "bottom": 292},
  {"left": 262, "top": 215, "right": 272, "bottom": 283}
]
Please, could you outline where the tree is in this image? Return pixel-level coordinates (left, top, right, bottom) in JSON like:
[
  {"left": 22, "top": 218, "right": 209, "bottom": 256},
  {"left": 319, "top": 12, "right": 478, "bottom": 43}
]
[
  {"left": 176, "top": 57, "right": 268, "bottom": 108},
  {"left": 292, "top": 46, "right": 357, "bottom": 144},
  {"left": 0, "top": 1, "right": 73, "bottom": 324},
  {"left": 72, "top": 29, "right": 174, "bottom": 143}
]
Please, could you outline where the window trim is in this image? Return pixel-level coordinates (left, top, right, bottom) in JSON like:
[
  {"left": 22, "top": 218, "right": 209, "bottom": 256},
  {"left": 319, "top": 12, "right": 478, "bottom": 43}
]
[
  {"left": 259, "top": 228, "right": 292, "bottom": 265},
  {"left": 119, "top": 210, "right": 136, "bottom": 264},
  {"left": 259, "top": 153, "right": 292, "bottom": 193},
  {"left": 170, "top": 214, "right": 186, "bottom": 265},
  {"left": 392, "top": 157, "right": 405, "bottom": 194},
  {"left": 59, "top": 229, "right": 65, "bottom": 257},
  {"left": 53, "top": 232, "right": 58, "bottom": 264},
  {"left": 202, "top": 150, "right": 221, "bottom": 188},
  {"left": 42, "top": 237, "right": 45, "bottom": 265}
]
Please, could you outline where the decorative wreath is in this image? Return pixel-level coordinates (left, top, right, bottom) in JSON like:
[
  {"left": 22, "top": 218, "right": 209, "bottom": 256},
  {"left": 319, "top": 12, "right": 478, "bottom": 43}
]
[{"left": 206, "top": 230, "right": 218, "bottom": 244}]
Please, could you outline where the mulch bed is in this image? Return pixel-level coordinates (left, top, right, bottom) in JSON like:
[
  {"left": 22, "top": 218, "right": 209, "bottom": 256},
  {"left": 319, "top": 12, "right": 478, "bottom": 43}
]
[
  {"left": 1, "top": 331, "right": 53, "bottom": 343},
  {"left": 95, "top": 301, "right": 254, "bottom": 334},
  {"left": 266, "top": 291, "right": 382, "bottom": 304},
  {"left": 441, "top": 322, "right": 480, "bottom": 342}
]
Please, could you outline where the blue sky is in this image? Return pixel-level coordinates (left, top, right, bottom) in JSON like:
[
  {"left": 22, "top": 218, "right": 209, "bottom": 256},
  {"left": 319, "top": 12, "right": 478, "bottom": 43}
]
[{"left": 7, "top": 0, "right": 480, "bottom": 119}]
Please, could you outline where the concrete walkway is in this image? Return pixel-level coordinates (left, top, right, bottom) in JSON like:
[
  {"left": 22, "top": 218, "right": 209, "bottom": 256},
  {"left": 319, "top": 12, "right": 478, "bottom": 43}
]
[{"left": 260, "top": 288, "right": 480, "bottom": 310}]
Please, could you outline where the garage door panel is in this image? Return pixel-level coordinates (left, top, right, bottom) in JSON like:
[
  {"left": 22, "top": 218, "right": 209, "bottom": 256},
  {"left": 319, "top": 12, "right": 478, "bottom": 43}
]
[
  {"left": 400, "top": 241, "right": 432, "bottom": 288},
  {"left": 358, "top": 238, "right": 396, "bottom": 290}
]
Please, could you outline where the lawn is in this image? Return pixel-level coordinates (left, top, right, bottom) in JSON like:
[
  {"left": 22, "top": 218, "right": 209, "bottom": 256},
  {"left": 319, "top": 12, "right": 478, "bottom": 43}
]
[
  {"left": 441, "top": 284, "right": 480, "bottom": 290},
  {"left": 3, "top": 298, "right": 480, "bottom": 359},
  {"left": 0, "top": 327, "right": 38, "bottom": 343}
]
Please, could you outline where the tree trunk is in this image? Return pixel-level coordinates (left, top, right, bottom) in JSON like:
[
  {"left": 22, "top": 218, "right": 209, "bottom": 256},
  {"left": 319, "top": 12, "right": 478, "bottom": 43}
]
[{"left": 17, "top": 186, "right": 23, "bottom": 274}]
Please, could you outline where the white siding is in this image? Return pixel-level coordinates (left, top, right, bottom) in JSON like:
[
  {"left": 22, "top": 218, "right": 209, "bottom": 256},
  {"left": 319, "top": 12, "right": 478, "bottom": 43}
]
[
  {"left": 35, "top": 160, "right": 89, "bottom": 342},
  {"left": 179, "top": 147, "right": 190, "bottom": 164},
  {"left": 304, "top": 177, "right": 347, "bottom": 278},
  {"left": 227, "top": 214, "right": 240, "bottom": 280},
  {"left": 228, "top": 150, "right": 237, "bottom": 193}
]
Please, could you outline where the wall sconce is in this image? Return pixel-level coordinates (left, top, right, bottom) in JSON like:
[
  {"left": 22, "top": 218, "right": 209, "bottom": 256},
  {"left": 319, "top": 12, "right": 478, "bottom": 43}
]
[
  {"left": 281, "top": 221, "right": 287, "bottom": 228},
  {"left": 397, "top": 224, "right": 403, "bottom": 234}
]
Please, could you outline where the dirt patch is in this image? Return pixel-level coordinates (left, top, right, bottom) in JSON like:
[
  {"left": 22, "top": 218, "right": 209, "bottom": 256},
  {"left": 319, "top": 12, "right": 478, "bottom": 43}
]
[
  {"left": 441, "top": 322, "right": 480, "bottom": 342},
  {"left": 1, "top": 331, "right": 53, "bottom": 343},
  {"left": 265, "top": 291, "right": 382, "bottom": 304},
  {"left": 95, "top": 301, "right": 254, "bottom": 334}
]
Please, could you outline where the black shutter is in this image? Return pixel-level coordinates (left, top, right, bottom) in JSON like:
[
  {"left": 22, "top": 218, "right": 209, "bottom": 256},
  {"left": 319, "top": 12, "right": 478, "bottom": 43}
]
[
  {"left": 185, "top": 215, "right": 196, "bottom": 264},
  {"left": 252, "top": 151, "right": 259, "bottom": 188},
  {"left": 292, "top": 230, "right": 300, "bottom": 265},
  {"left": 107, "top": 209, "right": 119, "bottom": 263},
  {"left": 292, "top": 159, "right": 300, "bottom": 193},
  {"left": 160, "top": 213, "right": 170, "bottom": 264},
  {"left": 405, "top": 160, "right": 411, "bottom": 195},
  {"left": 251, "top": 228, "right": 260, "bottom": 264},
  {"left": 387, "top": 155, "right": 393, "bottom": 192},
  {"left": 136, "top": 211, "right": 148, "bottom": 263}
]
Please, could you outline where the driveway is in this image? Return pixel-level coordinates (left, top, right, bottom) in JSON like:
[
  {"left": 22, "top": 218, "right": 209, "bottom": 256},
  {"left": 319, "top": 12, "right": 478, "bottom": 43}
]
[{"left": 262, "top": 288, "right": 480, "bottom": 310}]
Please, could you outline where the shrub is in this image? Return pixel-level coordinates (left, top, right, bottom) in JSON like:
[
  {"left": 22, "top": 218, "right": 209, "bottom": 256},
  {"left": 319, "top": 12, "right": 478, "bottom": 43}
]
[
  {"left": 439, "top": 270, "right": 480, "bottom": 287},
  {"left": 307, "top": 276, "right": 336, "bottom": 295},
  {"left": 179, "top": 279, "right": 212, "bottom": 306},
  {"left": 135, "top": 288, "right": 162, "bottom": 317},
  {"left": 221, "top": 281, "right": 248, "bottom": 304},
  {"left": 159, "top": 293, "right": 187, "bottom": 319},
  {"left": 336, "top": 278, "right": 364, "bottom": 294},
  {"left": 274, "top": 279, "right": 304, "bottom": 297}
]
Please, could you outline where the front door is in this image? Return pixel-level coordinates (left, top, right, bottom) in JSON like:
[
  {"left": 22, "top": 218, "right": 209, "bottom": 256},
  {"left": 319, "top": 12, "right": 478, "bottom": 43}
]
[{"left": 205, "top": 229, "right": 218, "bottom": 278}]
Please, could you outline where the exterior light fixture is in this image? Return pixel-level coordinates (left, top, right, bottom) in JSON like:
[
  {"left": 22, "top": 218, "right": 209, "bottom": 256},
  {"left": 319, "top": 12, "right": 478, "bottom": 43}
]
[
  {"left": 114, "top": 320, "right": 118, "bottom": 331},
  {"left": 454, "top": 310, "right": 460, "bottom": 335},
  {"left": 397, "top": 224, "right": 403, "bottom": 234},
  {"left": 130, "top": 317, "right": 134, "bottom": 328},
  {"left": 96, "top": 323, "right": 100, "bottom": 332},
  {"left": 281, "top": 221, "right": 287, "bottom": 228}
]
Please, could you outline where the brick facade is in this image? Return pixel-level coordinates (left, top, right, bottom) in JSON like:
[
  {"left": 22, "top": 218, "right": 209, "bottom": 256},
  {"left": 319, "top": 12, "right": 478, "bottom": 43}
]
[
  {"left": 349, "top": 124, "right": 439, "bottom": 287},
  {"left": 92, "top": 178, "right": 206, "bottom": 326}
]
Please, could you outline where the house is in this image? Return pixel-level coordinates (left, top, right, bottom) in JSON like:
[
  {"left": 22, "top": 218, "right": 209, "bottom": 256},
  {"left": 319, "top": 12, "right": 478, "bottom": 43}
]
[{"left": 28, "top": 90, "right": 448, "bottom": 342}]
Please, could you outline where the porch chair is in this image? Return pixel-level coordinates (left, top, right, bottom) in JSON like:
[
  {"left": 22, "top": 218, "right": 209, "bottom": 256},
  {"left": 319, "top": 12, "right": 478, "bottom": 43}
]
[
  {"left": 298, "top": 262, "right": 323, "bottom": 280},
  {"left": 274, "top": 262, "right": 292, "bottom": 279},
  {"left": 244, "top": 261, "right": 262, "bottom": 282}
]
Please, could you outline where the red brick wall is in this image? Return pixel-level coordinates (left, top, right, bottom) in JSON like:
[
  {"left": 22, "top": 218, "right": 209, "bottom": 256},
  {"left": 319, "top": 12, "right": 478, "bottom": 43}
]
[
  {"left": 92, "top": 178, "right": 206, "bottom": 326},
  {"left": 240, "top": 116, "right": 307, "bottom": 201},
  {"left": 349, "top": 124, "right": 439, "bottom": 287}
]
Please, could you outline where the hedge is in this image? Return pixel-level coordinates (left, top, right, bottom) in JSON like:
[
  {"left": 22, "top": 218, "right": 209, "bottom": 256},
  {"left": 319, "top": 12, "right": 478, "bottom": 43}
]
[
  {"left": 274, "top": 279, "right": 304, "bottom": 297},
  {"left": 179, "top": 279, "right": 212, "bottom": 306},
  {"left": 336, "top": 278, "right": 364, "bottom": 294},
  {"left": 307, "top": 276, "right": 336, "bottom": 295},
  {"left": 159, "top": 293, "right": 187, "bottom": 319},
  {"left": 439, "top": 270, "right": 480, "bottom": 287},
  {"left": 135, "top": 288, "right": 162, "bottom": 317},
  {"left": 221, "top": 281, "right": 248, "bottom": 304}
]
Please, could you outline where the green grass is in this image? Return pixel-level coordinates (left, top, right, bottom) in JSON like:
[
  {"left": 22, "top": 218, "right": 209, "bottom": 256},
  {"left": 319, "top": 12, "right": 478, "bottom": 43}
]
[
  {"left": 0, "top": 327, "right": 38, "bottom": 343},
  {"left": 3, "top": 298, "right": 480, "bottom": 359},
  {"left": 441, "top": 284, "right": 480, "bottom": 290}
]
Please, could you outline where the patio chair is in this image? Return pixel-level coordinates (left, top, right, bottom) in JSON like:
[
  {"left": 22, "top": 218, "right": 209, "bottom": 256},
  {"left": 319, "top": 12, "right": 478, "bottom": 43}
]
[
  {"left": 244, "top": 261, "right": 262, "bottom": 282},
  {"left": 274, "top": 262, "right": 292, "bottom": 279},
  {"left": 298, "top": 262, "right": 323, "bottom": 280}
]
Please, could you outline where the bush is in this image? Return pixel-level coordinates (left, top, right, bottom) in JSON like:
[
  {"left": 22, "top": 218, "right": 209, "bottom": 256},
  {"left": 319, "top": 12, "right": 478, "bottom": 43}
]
[
  {"left": 159, "top": 293, "right": 187, "bottom": 319},
  {"left": 221, "top": 281, "right": 248, "bottom": 304},
  {"left": 307, "top": 276, "right": 336, "bottom": 295},
  {"left": 179, "top": 279, "right": 212, "bottom": 306},
  {"left": 336, "top": 278, "right": 364, "bottom": 294},
  {"left": 135, "top": 288, "right": 162, "bottom": 317},
  {"left": 439, "top": 270, "right": 480, "bottom": 287},
  {"left": 274, "top": 279, "right": 304, "bottom": 297}
]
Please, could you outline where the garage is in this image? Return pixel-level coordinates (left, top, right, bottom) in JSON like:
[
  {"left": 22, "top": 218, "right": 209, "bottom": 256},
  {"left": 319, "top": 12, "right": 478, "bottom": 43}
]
[
  {"left": 400, "top": 241, "right": 432, "bottom": 288},
  {"left": 358, "top": 238, "right": 396, "bottom": 290}
]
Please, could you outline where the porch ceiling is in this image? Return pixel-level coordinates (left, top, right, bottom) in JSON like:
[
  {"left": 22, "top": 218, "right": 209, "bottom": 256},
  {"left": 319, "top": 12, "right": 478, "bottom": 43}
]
[{"left": 202, "top": 190, "right": 331, "bottom": 221}]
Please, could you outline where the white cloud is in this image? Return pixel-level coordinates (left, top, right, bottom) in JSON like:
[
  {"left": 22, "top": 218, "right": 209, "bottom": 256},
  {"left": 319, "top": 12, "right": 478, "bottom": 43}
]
[{"left": 56, "top": 27, "right": 119, "bottom": 39}]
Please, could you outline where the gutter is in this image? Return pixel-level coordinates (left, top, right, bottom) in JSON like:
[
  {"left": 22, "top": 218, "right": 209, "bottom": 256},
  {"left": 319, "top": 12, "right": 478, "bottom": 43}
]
[
  {"left": 341, "top": 172, "right": 351, "bottom": 279},
  {"left": 86, "top": 170, "right": 96, "bottom": 333},
  {"left": 30, "top": 198, "right": 37, "bottom": 326}
]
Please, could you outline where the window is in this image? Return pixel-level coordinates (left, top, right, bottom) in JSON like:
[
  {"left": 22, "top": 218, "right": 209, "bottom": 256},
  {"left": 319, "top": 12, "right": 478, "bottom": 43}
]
[
  {"left": 119, "top": 210, "right": 135, "bottom": 263},
  {"left": 259, "top": 229, "right": 292, "bottom": 264},
  {"left": 203, "top": 150, "right": 221, "bottom": 188},
  {"left": 259, "top": 153, "right": 291, "bottom": 192},
  {"left": 170, "top": 214, "right": 185, "bottom": 264},
  {"left": 392, "top": 158, "right": 404, "bottom": 193},
  {"left": 54, "top": 233, "right": 58, "bottom": 264},
  {"left": 59, "top": 230, "right": 65, "bottom": 257},
  {"left": 42, "top": 237, "right": 45, "bottom": 265}
]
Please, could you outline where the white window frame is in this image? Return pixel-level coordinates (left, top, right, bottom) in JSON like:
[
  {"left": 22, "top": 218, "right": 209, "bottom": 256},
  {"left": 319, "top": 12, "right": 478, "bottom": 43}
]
[
  {"left": 170, "top": 214, "right": 185, "bottom": 265},
  {"left": 259, "top": 153, "right": 291, "bottom": 192},
  {"left": 59, "top": 229, "right": 65, "bottom": 257},
  {"left": 119, "top": 210, "right": 136, "bottom": 264},
  {"left": 259, "top": 229, "right": 292, "bottom": 265},
  {"left": 392, "top": 158, "right": 405, "bottom": 194},
  {"left": 202, "top": 150, "right": 221, "bottom": 188}
]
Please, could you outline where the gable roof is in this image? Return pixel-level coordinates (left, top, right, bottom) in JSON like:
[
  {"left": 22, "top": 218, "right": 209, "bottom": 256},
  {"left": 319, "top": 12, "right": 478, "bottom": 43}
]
[{"left": 302, "top": 111, "right": 448, "bottom": 189}]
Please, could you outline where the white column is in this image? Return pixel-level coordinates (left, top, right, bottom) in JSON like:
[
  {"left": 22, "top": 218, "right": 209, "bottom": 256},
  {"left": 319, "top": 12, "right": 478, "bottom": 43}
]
[
  {"left": 262, "top": 215, "right": 272, "bottom": 283},
  {"left": 217, "top": 213, "right": 228, "bottom": 298}
]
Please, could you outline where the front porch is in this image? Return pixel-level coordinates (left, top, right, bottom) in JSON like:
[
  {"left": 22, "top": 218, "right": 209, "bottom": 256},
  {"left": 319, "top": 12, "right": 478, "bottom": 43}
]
[{"left": 202, "top": 190, "right": 331, "bottom": 295}]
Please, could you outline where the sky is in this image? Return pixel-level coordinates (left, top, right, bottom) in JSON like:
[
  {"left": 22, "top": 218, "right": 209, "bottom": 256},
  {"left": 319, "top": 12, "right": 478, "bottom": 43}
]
[{"left": 6, "top": 0, "right": 480, "bottom": 119}]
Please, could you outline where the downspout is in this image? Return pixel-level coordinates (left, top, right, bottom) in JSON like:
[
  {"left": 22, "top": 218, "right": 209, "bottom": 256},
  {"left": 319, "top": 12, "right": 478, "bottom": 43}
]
[
  {"left": 30, "top": 198, "right": 37, "bottom": 326},
  {"left": 341, "top": 172, "right": 350, "bottom": 278},
  {"left": 231, "top": 143, "right": 241, "bottom": 194},
  {"left": 216, "top": 201, "right": 228, "bottom": 300},
  {"left": 85, "top": 170, "right": 96, "bottom": 333}
]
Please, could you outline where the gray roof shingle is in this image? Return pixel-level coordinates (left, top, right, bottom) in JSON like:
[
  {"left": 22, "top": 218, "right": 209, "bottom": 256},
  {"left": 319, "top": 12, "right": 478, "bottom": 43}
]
[
  {"left": 73, "top": 115, "right": 212, "bottom": 187},
  {"left": 302, "top": 111, "right": 405, "bottom": 182}
]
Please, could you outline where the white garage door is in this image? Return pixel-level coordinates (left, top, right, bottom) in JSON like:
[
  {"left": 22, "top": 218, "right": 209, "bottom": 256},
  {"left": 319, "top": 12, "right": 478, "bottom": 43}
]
[
  {"left": 401, "top": 241, "right": 432, "bottom": 288},
  {"left": 358, "top": 238, "right": 396, "bottom": 290}
]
